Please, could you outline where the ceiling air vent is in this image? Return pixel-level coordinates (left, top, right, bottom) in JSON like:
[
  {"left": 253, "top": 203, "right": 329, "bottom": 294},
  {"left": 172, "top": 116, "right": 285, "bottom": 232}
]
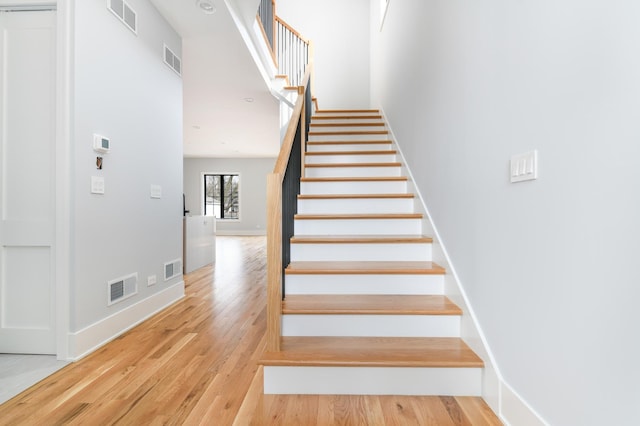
[
  {"left": 164, "top": 258, "right": 182, "bottom": 281},
  {"left": 107, "top": 0, "right": 137, "bottom": 34},
  {"left": 108, "top": 273, "right": 138, "bottom": 306},
  {"left": 164, "top": 45, "right": 182, "bottom": 76}
]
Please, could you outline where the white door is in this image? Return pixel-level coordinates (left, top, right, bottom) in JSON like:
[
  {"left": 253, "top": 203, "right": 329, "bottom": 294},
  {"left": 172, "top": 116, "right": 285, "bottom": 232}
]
[{"left": 0, "top": 10, "right": 56, "bottom": 354}]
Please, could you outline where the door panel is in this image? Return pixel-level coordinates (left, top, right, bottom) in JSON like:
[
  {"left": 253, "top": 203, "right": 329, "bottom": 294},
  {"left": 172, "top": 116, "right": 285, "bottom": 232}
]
[{"left": 0, "top": 10, "right": 56, "bottom": 354}]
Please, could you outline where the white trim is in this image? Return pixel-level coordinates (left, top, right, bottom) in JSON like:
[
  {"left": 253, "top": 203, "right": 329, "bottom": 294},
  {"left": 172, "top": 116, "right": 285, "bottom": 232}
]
[
  {"left": 500, "top": 381, "right": 549, "bottom": 426},
  {"left": 54, "top": 0, "right": 71, "bottom": 361},
  {"left": 379, "top": 0, "right": 390, "bottom": 31},
  {"left": 380, "top": 107, "right": 547, "bottom": 425},
  {"left": 67, "top": 281, "right": 184, "bottom": 361},
  {"left": 0, "top": 4, "right": 56, "bottom": 11}
]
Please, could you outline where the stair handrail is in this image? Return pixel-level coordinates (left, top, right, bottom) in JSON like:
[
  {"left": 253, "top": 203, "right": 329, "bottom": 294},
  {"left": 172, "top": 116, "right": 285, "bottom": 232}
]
[
  {"left": 256, "top": 1, "right": 310, "bottom": 89},
  {"left": 266, "top": 66, "right": 312, "bottom": 352},
  {"left": 275, "top": 16, "right": 309, "bottom": 87},
  {"left": 257, "top": 0, "right": 276, "bottom": 51}
]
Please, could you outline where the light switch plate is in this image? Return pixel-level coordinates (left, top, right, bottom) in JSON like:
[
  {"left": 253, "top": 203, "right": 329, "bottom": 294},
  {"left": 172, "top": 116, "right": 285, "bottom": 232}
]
[
  {"left": 91, "top": 176, "right": 105, "bottom": 194},
  {"left": 510, "top": 150, "right": 538, "bottom": 183},
  {"left": 150, "top": 184, "right": 162, "bottom": 199}
]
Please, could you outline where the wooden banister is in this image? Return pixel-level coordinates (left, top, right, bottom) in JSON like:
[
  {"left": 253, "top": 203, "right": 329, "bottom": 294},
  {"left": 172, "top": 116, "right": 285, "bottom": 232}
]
[
  {"left": 275, "top": 16, "right": 310, "bottom": 44},
  {"left": 256, "top": 14, "right": 278, "bottom": 68},
  {"left": 266, "top": 68, "right": 312, "bottom": 352}
]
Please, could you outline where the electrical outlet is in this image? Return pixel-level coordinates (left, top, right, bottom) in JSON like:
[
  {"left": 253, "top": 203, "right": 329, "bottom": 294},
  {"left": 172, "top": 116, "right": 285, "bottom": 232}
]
[{"left": 147, "top": 275, "right": 157, "bottom": 286}]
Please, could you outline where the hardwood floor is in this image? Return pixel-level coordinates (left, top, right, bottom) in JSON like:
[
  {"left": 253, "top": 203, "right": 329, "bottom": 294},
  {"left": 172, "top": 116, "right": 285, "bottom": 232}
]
[
  {"left": 238, "top": 368, "right": 501, "bottom": 426},
  {"left": 0, "top": 236, "right": 501, "bottom": 425}
]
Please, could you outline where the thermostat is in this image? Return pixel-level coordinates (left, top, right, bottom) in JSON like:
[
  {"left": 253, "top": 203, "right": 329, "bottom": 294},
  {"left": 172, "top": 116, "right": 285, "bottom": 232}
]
[{"left": 93, "top": 134, "right": 110, "bottom": 153}]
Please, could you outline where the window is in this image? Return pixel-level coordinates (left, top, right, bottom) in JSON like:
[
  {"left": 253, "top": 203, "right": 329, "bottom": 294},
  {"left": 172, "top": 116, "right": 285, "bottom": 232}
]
[{"left": 204, "top": 174, "right": 239, "bottom": 219}]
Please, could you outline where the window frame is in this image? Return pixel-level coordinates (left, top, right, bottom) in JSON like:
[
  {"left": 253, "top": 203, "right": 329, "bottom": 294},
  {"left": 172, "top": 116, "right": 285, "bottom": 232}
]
[{"left": 202, "top": 172, "right": 241, "bottom": 221}]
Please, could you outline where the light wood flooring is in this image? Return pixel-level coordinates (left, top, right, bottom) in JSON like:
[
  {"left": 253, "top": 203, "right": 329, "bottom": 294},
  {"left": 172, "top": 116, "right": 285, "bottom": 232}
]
[{"left": 0, "top": 236, "right": 501, "bottom": 425}]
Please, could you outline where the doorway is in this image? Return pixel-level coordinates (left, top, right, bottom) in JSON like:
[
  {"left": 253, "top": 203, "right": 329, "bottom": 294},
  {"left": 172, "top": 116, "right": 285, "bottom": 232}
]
[{"left": 0, "top": 9, "right": 57, "bottom": 354}]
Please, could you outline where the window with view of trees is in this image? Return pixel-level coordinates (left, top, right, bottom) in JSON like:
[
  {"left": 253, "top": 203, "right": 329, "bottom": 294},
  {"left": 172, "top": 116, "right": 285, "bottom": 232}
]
[{"left": 204, "top": 174, "right": 239, "bottom": 219}]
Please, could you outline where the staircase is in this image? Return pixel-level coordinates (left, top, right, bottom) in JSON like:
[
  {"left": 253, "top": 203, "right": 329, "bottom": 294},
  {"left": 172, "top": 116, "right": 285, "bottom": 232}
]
[{"left": 260, "top": 109, "right": 484, "bottom": 396}]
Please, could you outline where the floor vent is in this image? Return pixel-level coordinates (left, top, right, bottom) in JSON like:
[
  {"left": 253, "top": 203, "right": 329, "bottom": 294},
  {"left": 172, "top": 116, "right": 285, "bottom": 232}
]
[
  {"left": 164, "top": 45, "right": 181, "bottom": 76},
  {"left": 107, "top": 0, "right": 137, "bottom": 34},
  {"left": 108, "top": 273, "right": 138, "bottom": 306},
  {"left": 164, "top": 258, "right": 182, "bottom": 281}
]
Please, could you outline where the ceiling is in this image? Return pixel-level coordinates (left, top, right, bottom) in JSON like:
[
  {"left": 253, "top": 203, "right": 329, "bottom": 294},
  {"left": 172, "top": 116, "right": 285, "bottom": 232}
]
[{"left": 149, "top": 0, "right": 280, "bottom": 158}]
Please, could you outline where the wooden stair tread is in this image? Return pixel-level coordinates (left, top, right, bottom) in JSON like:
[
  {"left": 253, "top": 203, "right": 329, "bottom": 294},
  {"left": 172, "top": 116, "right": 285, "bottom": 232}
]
[
  {"left": 298, "top": 193, "right": 414, "bottom": 200},
  {"left": 282, "top": 295, "right": 461, "bottom": 315},
  {"left": 301, "top": 176, "right": 407, "bottom": 182},
  {"left": 260, "top": 336, "right": 483, "bottom": 368},
  {"left": 310, "top": 122, "right": 385, "bottom": 127},
  {"left": 290, "top": 235, "right": 431, "bottom": 244},
  {"left": 295, "top": 213, "right": 422, "bottom": 220},
  {"left": 315, "top": 109, "right": 380, "bottom": 114},
  {"left": 305, "top": 162, "right": 401, "bottom": 168},
  {"left": 311, "top": 115, "right": 383, "bottom": 120},
  {"left": 306, "top": 150, "right": 397, "bottom": 156},
  {"left": 285, "top": 261, "right": 445, "bottom": 275},
  {"left": 309, "top": 130, "right": 389, "bottom": 136},
  {"left": 307, "top": 140, "right": 392, "bottom": 145}
]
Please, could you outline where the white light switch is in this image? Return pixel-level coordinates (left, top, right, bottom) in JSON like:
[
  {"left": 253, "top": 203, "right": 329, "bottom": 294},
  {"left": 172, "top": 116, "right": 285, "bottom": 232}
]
[
  {"left": 150, "top": 184, "right": 162, "bottom": 199},
  {"left": 510, "top": 150, "right": 538, "bottom": 183},
  {"left": 91, "top": 176, "right": 105, "bottom": 194}
]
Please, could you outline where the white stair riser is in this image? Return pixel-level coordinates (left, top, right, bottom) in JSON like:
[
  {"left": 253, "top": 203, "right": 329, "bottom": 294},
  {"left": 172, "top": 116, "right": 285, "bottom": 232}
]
[
  {"left": 297, "top": 197, "right": 415, "bottom": 214},
  {"left": 284, "top": 274, "right": 444, "bottom": 295},
  {"left": 310, "top": 119, "right": 383, "bottom": 125},
  {"left": 282, "top": 315, "right": 460, "bottom": 337},
  {"left": 301, "top": 180, "right": 408, "bottom": 195},
  {"left": 305, "top": 166, "right": 401, "bottom": 178},
  {"left": 264, "top": 366, "right": 482, "bottom": 396},
  {"left": 306, "top": 153, "right": 397, "bottom": 164},
  {"left": 290, "top": 243, "right": 431, "bottom": 262},
  {"left": 307, "top": 143, "right": 393, "bottom": 153},
  {"left": 294, "top": 218, "right": 422, "bottom": 235},
  {"left": 309, "top": 125, "right": 386, "bottom": 133},
  {"left": 308, "top": 133, "right": 389, "bottom": 142}
]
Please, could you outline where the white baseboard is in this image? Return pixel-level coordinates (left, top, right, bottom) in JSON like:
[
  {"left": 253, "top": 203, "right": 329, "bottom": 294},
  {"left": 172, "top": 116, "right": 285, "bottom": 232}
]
[
  {"left": 67, "top": 281, "right": 185, "bottom": 361},
  {"left": 500, "top": 381, "right": 548, "bottom": 426}
]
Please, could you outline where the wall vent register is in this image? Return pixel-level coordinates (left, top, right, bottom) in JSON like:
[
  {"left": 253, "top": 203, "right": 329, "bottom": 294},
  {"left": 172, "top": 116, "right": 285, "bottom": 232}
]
[
  {"left": 164, "top": 45, "right": 182, "bottom": 76},
  {"left": 164, "top": 258, "right": 182, "bottom": 281},
  {"left": 107, "top": 0, "right": 137, "bottom": 34},
  {"left": 108, "top": 273, "right": 138, "bottom": 306}
]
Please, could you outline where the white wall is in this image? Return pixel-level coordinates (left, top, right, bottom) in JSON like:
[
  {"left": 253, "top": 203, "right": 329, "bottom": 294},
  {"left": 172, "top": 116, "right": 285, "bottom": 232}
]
[
  {"left": 71, "top": 0, "right": 183, "bottom": 340},
  {"left": 276, "top": 0, "right": 370, "bottom": 108},
  {"left": 183, "top": 157, "right": 275, "bottom": 234},
  {"left": 370, "top": 1, "right": 640, "bottom": 425}
]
